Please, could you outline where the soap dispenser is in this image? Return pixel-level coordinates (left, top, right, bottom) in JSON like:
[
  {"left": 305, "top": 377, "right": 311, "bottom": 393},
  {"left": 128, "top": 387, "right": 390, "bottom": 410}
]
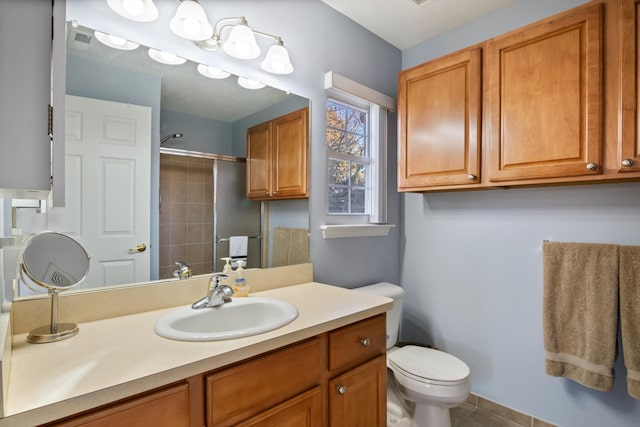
[
  {"left": 221, "top": 257, "right": 232, "bottom": 274},
  {"left": 233, "top": 260, "right": 249, "bottom": 297}
]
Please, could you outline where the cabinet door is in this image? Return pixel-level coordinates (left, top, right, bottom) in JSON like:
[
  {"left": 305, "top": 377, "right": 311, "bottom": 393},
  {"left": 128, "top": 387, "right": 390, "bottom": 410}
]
[
  {"left": 488, "top": 3, "right": 603, "bottom": 182},
  {"left": 272, "top": 107, "right": 309, "bottom": 199},
  {"left": 48, "top": 383, "right": 191, "bottom": 427},
  {"left": 398, "top": 47, "right": 482, "bottom": 190},
  {"left": 619, "top": 0, "right": 640, "bottom": 172},
  {"left": 329, "top": 355, "right": 386, "bottom": 427},
  {"left": 0, "top": 0, "right": 52, "bottom": 195},
  {"left": 236, "top": 387, "right": 322, "bottom": 427},
  {"left": 247, "top": 121, "right": 272, "bottom": 199},
  {"left": 206, "top": 338, "right": 323, "bottom": 426}
]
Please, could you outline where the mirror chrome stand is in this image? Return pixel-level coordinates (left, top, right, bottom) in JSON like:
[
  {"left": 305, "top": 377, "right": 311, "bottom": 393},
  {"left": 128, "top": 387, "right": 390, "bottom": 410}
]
[{"left": 27, "top": 289, "right": 79, "bottom": 344}]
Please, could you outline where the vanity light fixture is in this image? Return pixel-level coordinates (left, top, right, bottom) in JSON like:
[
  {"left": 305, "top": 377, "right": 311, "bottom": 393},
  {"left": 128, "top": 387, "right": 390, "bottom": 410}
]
[
  {"left": 169, "top": 0, "right": 213, "bottom": 41},
  {"left": 94, "top": 31, "right": 140, "bottom": 50},
  {"left": 237, "top": 76, "right": 266, "bottom": 90},
  {"left": 106, "top": 0, "right": 159, "bottom": 22},
  {"left": 190, "top": 15, "right": 294, "bottom": 75},
  {"left": 197, "top": 64, "right": 231, "bottom": 79},
  {"left": 148, "top": 48, "right": 187, "bottom": 65}
]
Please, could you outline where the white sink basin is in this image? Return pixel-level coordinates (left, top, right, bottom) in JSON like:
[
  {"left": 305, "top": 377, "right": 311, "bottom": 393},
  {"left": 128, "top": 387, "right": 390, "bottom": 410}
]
[{"left": 154, "top": 297, "right": 299, "bottom": 342}]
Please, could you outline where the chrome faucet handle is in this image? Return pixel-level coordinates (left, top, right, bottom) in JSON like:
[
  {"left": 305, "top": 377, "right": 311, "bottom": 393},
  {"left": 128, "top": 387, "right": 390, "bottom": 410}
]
[
  {"left": 192, "top": 273, "right": 231, "bottom": 309},
  {"left": 173, "top": 261, "right": 192, "bottom": 280}
]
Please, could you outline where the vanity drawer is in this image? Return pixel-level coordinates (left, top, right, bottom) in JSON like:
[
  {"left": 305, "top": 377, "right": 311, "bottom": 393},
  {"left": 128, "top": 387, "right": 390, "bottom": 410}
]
[
  {"left": 328, "top": 314, "right": 386, "bottom": 372},
  {"left": 206, "top": 337, "right": 323, "bottom": 426}
]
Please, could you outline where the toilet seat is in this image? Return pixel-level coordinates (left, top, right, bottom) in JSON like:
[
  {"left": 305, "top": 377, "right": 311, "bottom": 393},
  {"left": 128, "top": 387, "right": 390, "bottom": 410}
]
[{"left": 388, "top": 346, "right": 470, "bottom": 386}]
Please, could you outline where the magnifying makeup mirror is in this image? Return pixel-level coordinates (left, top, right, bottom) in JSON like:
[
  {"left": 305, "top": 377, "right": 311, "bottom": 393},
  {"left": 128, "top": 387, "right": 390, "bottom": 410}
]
[{"left": 19, "top": 231, "right": 90, "bottom": 343}]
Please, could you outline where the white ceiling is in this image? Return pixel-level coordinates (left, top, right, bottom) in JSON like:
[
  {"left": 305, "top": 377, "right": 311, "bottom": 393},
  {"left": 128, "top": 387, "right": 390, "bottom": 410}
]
[{"left": 321, "top": 0, "right": 519, "bottom": 50}]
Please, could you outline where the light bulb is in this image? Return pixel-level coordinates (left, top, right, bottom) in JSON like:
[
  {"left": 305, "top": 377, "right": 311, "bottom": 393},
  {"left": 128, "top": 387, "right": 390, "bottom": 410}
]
[
  {"left": 122, "top": 0, "right": 144, "bottom": 16},
  {"left": 182, "top": 17, "right": 201, "bottom": 38},
  {"left": 108, "top": 34, "right": 127, "bottom": 47},
  {"left": 160, "top": 51, "right": 177, "bottom": 62}
]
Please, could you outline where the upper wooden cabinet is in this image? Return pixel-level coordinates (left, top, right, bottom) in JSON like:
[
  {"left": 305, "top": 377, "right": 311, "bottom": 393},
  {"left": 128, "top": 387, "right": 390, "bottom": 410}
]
[
  {"left": 247, "top": 107, "right": 309, "bottom": 200},
  {"left": 398, "top": 47, "right": 482, "bottom": 190},
  {"left": 488, "top": 3, "right": 603, "bottom": 182},
  {"left": 619, "top": 0, "right": 640, "bottom": 173}
]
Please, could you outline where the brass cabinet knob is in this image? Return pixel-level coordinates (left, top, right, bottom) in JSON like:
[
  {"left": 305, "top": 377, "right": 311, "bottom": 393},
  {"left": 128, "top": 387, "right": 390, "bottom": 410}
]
[
  {"left": 622, "top": 159, "right": 634, "bottom": 167},
  {"left": 586, "top": 162, "right": 598, "bottom": 171},
  {"left": 337, "top": 385, "right": 346, "bottom": 395}
]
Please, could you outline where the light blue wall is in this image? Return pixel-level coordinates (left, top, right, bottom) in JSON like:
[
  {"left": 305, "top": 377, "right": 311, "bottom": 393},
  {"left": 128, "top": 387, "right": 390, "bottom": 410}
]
[
  {"left": 66, "top": 0, "right": 403, "bottom": 287},
  {"left": 160, "top": 109, "right": 232, "bottom": 154},
  {"left": 401, "top": 1, "right": 640, "bottom": 426}
]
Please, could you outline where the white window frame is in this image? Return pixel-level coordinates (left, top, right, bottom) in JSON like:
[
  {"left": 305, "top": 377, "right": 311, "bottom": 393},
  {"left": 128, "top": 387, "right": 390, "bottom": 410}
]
[{"left": 322, "top": 72, "right": 394, "bottom": 238}]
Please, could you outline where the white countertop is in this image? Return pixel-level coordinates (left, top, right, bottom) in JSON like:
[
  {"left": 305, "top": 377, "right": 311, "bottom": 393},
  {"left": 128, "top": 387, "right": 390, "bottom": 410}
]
[{"left": 1, "top": 282, "right": 392, "bottom": 426}]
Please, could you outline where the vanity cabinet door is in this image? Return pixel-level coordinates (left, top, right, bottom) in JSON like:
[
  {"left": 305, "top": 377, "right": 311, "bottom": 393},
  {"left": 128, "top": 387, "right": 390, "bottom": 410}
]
[
  {"left": 328, "top": 355, "right": 386, "bottom": 427},
  {"left": 487, "top": 3, "right": 603, "bottom": 182},
  {"left": 47, "top": 383, "right": 191, "bottom": 427},
  {"left": 235, "top": 387, "right": 323, "bottom": 427},
  {"left": 247, "top": 121, "right": 273, "bottom": 199},
  {"left": 205, "top": 337, "right": 323, "bottom": 426},
  {"left": 398, "top": 47, "right": 482, "bottom": 191},
  {"left": 619, "top": 0, "right": 640, "bottom": 173}
]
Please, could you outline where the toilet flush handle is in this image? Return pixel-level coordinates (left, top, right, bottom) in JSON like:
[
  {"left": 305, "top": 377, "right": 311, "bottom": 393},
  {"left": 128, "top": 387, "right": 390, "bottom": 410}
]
[{"left": 360, "top": 337, "right": 371, "bottom": 347}]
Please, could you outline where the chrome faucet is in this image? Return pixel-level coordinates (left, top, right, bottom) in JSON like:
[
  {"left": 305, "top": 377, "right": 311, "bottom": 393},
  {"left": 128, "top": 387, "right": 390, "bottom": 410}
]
[
  {"left": 191, "top": 273, "right": 234, "bottom": 309},
  {"left": 173, "top": 261, "right": 192, "bottom": 280}
]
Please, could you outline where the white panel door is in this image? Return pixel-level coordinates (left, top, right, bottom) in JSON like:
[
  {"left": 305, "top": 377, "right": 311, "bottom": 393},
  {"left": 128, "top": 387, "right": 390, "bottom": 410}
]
[{"left": 48, "top": 95, "right": 151, "bottom": 289}]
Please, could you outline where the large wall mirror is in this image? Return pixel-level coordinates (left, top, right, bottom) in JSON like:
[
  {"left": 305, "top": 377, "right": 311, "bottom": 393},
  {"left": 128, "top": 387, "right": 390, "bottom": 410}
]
[{"left": 8, "top": 19, "right": 310, "bottom": 300}]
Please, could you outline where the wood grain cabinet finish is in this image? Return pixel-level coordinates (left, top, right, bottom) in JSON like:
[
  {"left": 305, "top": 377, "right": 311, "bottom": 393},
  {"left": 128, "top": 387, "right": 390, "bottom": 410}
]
[
  {"left": 488, "top": 3, "right": 604, "bottom": 182},
  {"left": 44, "top": 315, "right": 386, "bottom": 427},
  {"left": 398, "top": 47, "right": 482, "bottom": 190},
  {"left": 619, "top": 0, "right": 640, "bottom": 172},
  {"left": 247, "top": 107, "right": 309, "bottom": 200},
  {"left": 47, "top": 383, "right": 192, "bottom": 427}
]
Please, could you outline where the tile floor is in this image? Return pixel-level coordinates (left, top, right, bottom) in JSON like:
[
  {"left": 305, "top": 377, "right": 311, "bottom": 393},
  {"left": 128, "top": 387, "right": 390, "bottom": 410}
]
[{"left": 450, "top": 395, "right": 558, "bottom": 427}]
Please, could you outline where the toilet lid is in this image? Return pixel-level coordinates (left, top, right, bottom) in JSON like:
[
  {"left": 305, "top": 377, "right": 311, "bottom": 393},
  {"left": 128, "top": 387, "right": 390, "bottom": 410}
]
[{"left": 388, "top": 346, "right": 470, "bottom": 383}]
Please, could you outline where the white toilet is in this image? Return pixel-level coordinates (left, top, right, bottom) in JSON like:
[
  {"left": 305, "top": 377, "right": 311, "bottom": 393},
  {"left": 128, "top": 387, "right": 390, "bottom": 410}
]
[{"left": 356, "top": 282, "right": 471, "bottom": 427}]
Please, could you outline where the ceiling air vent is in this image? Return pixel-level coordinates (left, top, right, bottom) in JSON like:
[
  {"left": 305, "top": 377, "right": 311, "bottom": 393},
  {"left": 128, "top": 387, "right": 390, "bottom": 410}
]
[{"left": 411, "top": 0, "right": 439, "bottom": 7}]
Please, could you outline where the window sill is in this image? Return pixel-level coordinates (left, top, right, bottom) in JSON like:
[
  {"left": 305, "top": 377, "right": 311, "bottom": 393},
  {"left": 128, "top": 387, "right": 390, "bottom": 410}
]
[{"left": 320, "top": 224, "right": 395, "bottom": 239}]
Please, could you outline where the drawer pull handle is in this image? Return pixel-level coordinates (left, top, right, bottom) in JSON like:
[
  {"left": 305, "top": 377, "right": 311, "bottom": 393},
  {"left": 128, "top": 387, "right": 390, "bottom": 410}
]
[
  {"left": 337, "top": 385, "right": 346, "bottom": 395},
  {"left": 467, "top": 174, "right": 477, "bottom": 180},
  {"left": 360, "top": 337, "right": 371, "bottom": 347},
  {"left": 586, "top": 162, "right": 598, "bottom": 171},
  {"left": 622, "top": 159, "right": 634, "bottom": 167}
]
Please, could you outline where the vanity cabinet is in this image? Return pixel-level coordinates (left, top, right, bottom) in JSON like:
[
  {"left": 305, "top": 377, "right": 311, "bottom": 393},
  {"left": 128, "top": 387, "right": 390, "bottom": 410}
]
[
  {"left": 246, "top": 107, "right": 309, "bottom": 200},
  {"left": 205, "top": 337, "right": 323, "bottom": 426},
  {"left": 398, "top": 47, "right": 482, "bottom": 190},
  {"left": 487, "top": 3, "right": 603, "bottom": 182},
  {"left": 327, "top": 315, "right": 387, "bottom": 427},
  {"left": 46, "top": 382, "right": 193, "bottom": 427},
  {"left": 619, "top": 0, "right": 640, "bottom": 173}
]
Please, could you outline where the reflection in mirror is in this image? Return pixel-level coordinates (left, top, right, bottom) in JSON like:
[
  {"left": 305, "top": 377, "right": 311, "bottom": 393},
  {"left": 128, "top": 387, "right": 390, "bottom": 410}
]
[
  {"left": 6, "top": 23, "right": 310, "bottom": 301},
  {"left": 20, "top": 231, "right": 90, "bottom": 343}
]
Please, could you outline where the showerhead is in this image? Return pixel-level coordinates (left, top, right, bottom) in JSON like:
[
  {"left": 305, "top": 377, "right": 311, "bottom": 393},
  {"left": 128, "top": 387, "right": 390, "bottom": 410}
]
[{"left": 160, "top": 132, "right": 184, "bottom": 145}]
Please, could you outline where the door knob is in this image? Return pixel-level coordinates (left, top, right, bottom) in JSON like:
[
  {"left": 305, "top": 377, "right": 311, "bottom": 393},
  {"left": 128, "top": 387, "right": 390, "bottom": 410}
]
[{"left": 128, "top": 243, "right": 147, "bottom": 253}]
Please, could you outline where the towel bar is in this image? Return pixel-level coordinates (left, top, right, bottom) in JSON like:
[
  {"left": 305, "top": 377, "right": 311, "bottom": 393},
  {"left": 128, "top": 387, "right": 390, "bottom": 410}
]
[{"left": 215, "top": 235, "right": 261, "bottom": 244}]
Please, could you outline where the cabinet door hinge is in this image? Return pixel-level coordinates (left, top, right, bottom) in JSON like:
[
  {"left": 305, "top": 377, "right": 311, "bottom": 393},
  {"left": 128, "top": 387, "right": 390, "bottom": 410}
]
[{"left": 48, "top": 105, "right": 53, "bottom": 137}]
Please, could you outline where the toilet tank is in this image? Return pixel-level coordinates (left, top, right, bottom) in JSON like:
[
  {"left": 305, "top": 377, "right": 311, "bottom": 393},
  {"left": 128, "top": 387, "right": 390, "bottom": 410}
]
[{"left": 355, "top": 282, "right": 404, "bottom": 349}]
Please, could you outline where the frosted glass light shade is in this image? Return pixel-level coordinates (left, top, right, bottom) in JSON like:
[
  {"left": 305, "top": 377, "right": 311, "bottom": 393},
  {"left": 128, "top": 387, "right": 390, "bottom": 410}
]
[
  {"left": 94, "top": 31, "right": 139, "bottom": 50},
  {"left": 197, "top": 64, "right": 231, "bottom": 79},
  {"left": 106, "top": 0, "right": 159, "bottom": 22},
  {"left": 169, "top": 0, "right": 213, "bottom": 41},
  {"left": 223, "top": 24, "right": 260, "bottom": 59},
  {"left": 260, "top": 43, "right": 294, "bottom": 74},
  {"left": 237, "top": 77, "right": 265, "bottom": 90},
  {"left": 148, "top": 49, "right": 187, "bottom": 65}
]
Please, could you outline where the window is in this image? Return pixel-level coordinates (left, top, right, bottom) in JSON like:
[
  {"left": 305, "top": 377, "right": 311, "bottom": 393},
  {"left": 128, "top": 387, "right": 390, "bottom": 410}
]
[
  {"left": 322, "top": 71, "right": 394, "bottom": 237},
  {"left": 326, "top": 99, "right": 369, "bottom": 215}
]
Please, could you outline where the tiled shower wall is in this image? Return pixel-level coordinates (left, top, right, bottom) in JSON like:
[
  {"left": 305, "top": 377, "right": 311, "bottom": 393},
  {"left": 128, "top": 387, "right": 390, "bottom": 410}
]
[{"left": 159, "top": 154, "right": 214, "bottom": 279}]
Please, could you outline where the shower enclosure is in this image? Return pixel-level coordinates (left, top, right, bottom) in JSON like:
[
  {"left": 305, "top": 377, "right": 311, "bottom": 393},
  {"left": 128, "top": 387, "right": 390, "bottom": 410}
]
[{"left": 158, "top": 149, "right": 261, "bottom": 279}]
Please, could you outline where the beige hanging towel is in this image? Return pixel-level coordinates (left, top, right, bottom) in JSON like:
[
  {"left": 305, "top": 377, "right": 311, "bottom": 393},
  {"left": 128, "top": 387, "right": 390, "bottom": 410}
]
[
  {"left": 619, "top": 245, "right": 640, "bottom": 399},
  {"left": 272, "top": 227, "right": 309, "bottom": 267},
  {"left": 542, "top": 242, "right": 619, "bottom": 392}
]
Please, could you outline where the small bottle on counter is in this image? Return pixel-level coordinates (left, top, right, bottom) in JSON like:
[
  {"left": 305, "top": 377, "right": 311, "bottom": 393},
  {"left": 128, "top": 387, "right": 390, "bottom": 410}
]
[{"left": 233, "top": 260, "right": 249, "bottom": 297}]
